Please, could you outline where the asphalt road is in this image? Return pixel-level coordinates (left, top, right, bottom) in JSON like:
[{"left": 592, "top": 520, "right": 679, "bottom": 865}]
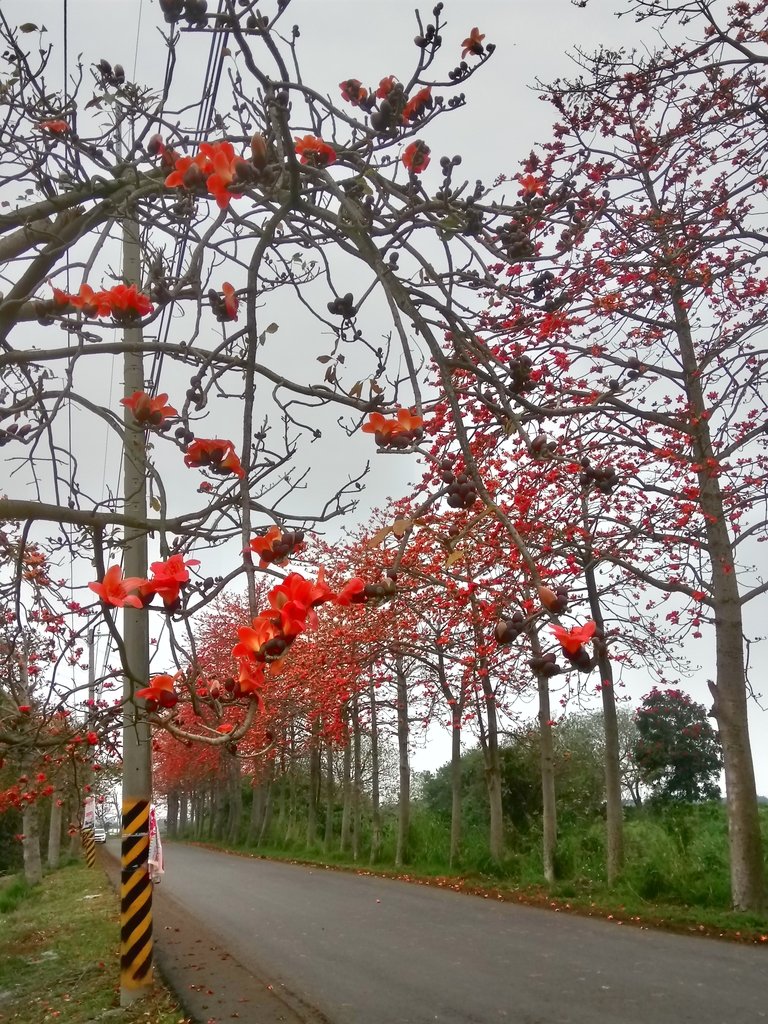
[{"left": 155, "top": 843, "right": 766, "bottom": 1024}]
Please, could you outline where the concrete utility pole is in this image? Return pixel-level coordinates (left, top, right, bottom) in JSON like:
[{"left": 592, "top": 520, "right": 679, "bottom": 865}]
[
  {"left": 80, "top": 628, "right": 97, "bottom": 869},
  {"left": 119, "top": 212, "right": 154, "bottom": 1005}
]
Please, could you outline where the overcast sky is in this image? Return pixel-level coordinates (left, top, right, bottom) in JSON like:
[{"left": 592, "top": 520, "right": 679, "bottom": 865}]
[{"left": 4, "top": 0, "right": 767, "bottom": 793}]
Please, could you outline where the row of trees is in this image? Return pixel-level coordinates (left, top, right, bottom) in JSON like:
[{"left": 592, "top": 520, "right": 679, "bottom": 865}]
[
  {"left": 1, "top": 0, "right": 766, "bottom": 930},
  {"left": 158, "top": 695, "right": 723, "bottom": 867}
]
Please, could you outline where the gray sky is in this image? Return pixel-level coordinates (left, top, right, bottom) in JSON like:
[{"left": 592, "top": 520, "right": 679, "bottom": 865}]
[{"left": 4, "top": 0, "right": 767, "bottom": 793}]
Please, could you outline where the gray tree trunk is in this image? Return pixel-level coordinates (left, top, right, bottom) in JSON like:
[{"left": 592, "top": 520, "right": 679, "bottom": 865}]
[
  {"left": 533, "top": 645, "right": 557, "bottom": 884},
  {"left": 226, "top": 756, "right": 242, "bottom": 845},
  {"left": 324, "top": 742, "right": 335, "bottom": 852},
  {"left": 674, "top": 289, "right": 764, "bottom": 910},
  {"left": 351, "top": 692, "right": 362, "bottom": 862},
  {"left": 368, "top": 682, "right": 382, "bottom": 864},
  {"left": 306, "top": 729, "right": 321, "bottom": 848},
  {"left": 339, "top": 710, "right": 353, "bottom": 854},
  {"left": 47, "top": 792, "right": 63, "bottom": 869},
  {"left": 166, "top": 790, "right": 179, "bottom": 838},
  {"left": 395, "top": 656, "right": 410, "bottom": 868}
]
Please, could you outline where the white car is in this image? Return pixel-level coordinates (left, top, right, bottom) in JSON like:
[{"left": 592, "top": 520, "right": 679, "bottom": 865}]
[{"left": 93, "top": 827, "right": 107, "bottom": 843}]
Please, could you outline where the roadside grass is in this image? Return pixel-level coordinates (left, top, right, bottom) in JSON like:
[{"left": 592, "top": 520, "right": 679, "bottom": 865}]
[{"left": 0, "top": 860, "right": 188, "bottom": 1024}]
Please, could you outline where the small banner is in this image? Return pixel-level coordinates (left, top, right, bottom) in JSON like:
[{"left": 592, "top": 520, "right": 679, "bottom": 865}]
[
  {"left": 83, "top": 796, "right": 96, "bottom": 829},
  {"left": 148, "top": 804, "right": 164, "bottom": 884}
]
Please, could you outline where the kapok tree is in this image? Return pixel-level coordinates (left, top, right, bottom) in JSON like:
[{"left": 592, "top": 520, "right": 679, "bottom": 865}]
[
  {"left": 634, "top": 687, "right": 722, "bottom": 804},
  {"left": 438, "top": 1, "right": 768, "bottom": 910}
]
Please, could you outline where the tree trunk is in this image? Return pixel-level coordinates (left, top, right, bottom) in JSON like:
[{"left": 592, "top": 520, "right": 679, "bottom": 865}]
[
  {"left": 226, "top": 755, "right": 242, "bottom": 845},
  {"left": 368, "top": 682, "right": 382, "bottom": 864},
  {"left": 351, "top": 692, "right": 362, "bottom": 862},
  {"left": 306, "top": 727, "right": 321, "bottom": 848},
  {"left": 469, "top": 593, "right": 504, "bottom": 862},
  {"left": 324, "top": 742, "right": 335, "bottom": 852},
  {"left": 166, "top": 790, "right": 179, "bottom": 839},
  {"left": 710, "top": 600, "right": 765, "bottom": 909},
  {"left": 449, "top": 706, "right": 463, "bottom": 868},
  {"left": 674, "top": 288, "right": 764, "bottom": 910},
  {"left": 179, "top": 792, "right": 188, "bottom": 834},
  {"left": 395, "top": 656, "right": 410, "bottom": 867},
  {"left": 21, "top": 793, "right": 43, "bottom": 884},
  {"left": 339, "top": 710, "right": 353, "bottom": 854},
  {"left": 582, "top": 552, "right": 624, "bottom": 884},
  {"left": 535, "top": 662, "right": 557, "bottom": 885},
  {"left": 47, "top": 793, "right": 63, "bottom": 870},
  {"left": 212, "top": 780, "right": 227, "bottom": 839},
  {"left": 258, "top": 776, "right": 274, "bottom": 846},
  {"left": 248, "top": 782, "right": 265, "bottom": 845}
]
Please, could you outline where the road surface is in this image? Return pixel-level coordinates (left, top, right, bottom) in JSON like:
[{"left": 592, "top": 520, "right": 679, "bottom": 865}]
[{"left": 154, "top": 842, "right": 766, "bottom": 1024}]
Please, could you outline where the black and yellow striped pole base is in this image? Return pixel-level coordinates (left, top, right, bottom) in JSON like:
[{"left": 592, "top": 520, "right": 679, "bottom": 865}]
[
  {"left": 120, "top": 798, "right": 153, "bottom": 1003},
  {"left": 81, "top": 826, "right": 96, "bottom": 868}
]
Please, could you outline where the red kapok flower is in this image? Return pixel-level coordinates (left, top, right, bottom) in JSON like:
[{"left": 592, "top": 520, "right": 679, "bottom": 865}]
[
  {"left": 248, "top": 526, "right": 305, "bottom": 567},
  {"left": 135, "top": 673, "right": 179, "bottom": 711},
  {"left": 38, "top": 119, "right": 69, "bottom": 134},
  {"left": 461, "top": 27, "right": 485, "bottom": 59},
  {"left": 86, "top": 731, "right": 99, "bottom": 745},
  {"left": 68, "top": 284, "right": 113, "bottom": 318},
  {"left": 88, "top": 565, "right": 146, "bottom": 609},
  {"left": 551, "top": 620, "right": 597, "bottom": 656},
  {"left": 396, "top": 407, "right": 424, "bottom": 433},
  {"left": 376, "top": 75, "right": 398, "bottom": 99},
  {"left": 335, "top": 577, "right": 366, "bottom": 606},
  {"left": 164, "top": 155, "right": 203, "bottom": 190},
  {"left": 232, "top": 614, "right": 285, "bottom": 662},
  {"left": 222, "top": 282, "right": 238, "bottom": 321},
  {"left": 201, "top": 140, "right": 242, "bottom": 209},
  {"left": 294, "top": 135, "right": 336, "bottom": 167},
  {"left": 517, "top": 173, "right": 546, "bottom": 197},
  {"left": 402, "top": 141, "right": 431, "bottom": 174},
  {"left": 184, "top": 438, "right": 244, "bottom": 479},
  {"left": 402, "top": 86, "right": 432, "bottom": 122},
  {"left": 121, "top": 391, "right": 177, "bottom": 427},
  {"left": 340, "top": 79, "right": 368, "bottom": 106},
  {"left": 105, "top": 283, "right": 154, "bottom": 319},
  {"left": 141, "top": 553, "right": 200, "bottom": 607}
]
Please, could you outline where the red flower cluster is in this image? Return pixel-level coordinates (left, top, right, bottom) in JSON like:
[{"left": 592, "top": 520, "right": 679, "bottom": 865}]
[
  {"left": 294, "top": 135, "right": 336, "bottom": 167},
  {"left": 209, "top": 281, "right": 238, "bottom": 322},
  {"left": 135, "top": 673, "right": 179, "bottom": 712},
  {"left": 51, "top": 283, "right": 153, "bottom": 320},
  {"left": 88, "top": 565, "right": 145, "bottom": 609},
  {"left": 165, "top": 141, "right": 248, "bottom": 209},
  {"left": 141, "top": 553, "right": 200, "bottom": 608},
  {"left": 37, "top": 119, "right": 69, "bottom": 134},
  {"left": 551, "top": 620, "right": 596, "bottom": 672},
  {"left": 461, "top": 27, "right": 485, "bottom": 59},
  {"left": 340, "top": 79, "right": 368, "bottom": 106},
  {"left": 248, "top": 526, "right": 305, "bottom": 567},
  {"left": 233, "top": 571, "right": 334, "bottom": 665},
  {"left": 362, "top": 407, "right": 424, "bottom": 448},
  {"left": 184, "top": 438, "right": 244, "bottom": 479},
  {"left": 402, "top": 86, "right": 432, "bottom": 122},
  {"left": 402, "top": 141, "right": 431, "bottom": 174},
  {"left": 121, "top": 391, "right": 177, "bottom": 427}
]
